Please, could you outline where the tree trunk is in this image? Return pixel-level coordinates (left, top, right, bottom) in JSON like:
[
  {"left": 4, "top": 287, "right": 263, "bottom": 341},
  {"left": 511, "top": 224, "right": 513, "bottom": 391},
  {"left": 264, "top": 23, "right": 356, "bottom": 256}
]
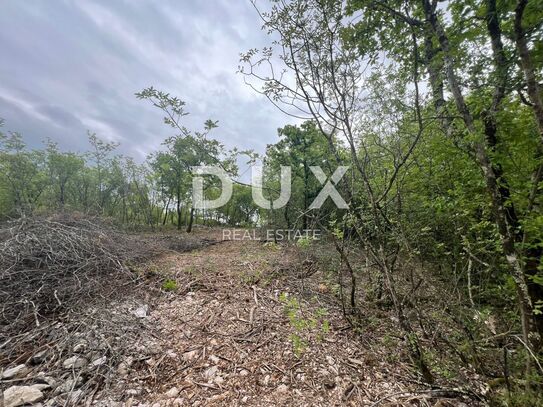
[
  {"left": 176, "top": 186, "right": 182, "bottom": 230},
  {"left": 162, "top": 196, "right": 171, "bottom": 226},
  {"left": 303, "top": 147, "right": 309, "bottom": 230},
  {"left": 59, "top": 181, "right": 66, "bottom": 209},
  {"left": 186, "top": 207, "right": 195, "bottom": 233}
]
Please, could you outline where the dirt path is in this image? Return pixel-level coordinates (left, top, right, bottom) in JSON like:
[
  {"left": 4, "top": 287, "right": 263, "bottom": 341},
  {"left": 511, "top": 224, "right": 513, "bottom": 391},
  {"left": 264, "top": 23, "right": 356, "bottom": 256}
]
[
  {"left": 0, "top": 228, "right": 486, "bottom": 407},
  {"left": 1, "top": 230, "right": 481, "bottom": 406},
  {"left": 93, "top": 234, "right": 474, "bottom": 407}
]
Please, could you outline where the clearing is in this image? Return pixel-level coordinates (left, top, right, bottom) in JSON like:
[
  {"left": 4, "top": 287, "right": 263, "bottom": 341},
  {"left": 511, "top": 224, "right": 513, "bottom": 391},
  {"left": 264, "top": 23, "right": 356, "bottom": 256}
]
[
  {"left": 94, "top": 230, "right": 482, "bottom": 406},
  {"left": 1, "top": 227, "right": 484, "bottom": 407}
]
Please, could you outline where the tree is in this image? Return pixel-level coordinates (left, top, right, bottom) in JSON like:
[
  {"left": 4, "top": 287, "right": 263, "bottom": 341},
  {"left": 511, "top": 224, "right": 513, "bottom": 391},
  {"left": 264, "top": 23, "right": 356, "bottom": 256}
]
[
  {"left": 345, "top": 0, "right": 543, "bottom": 353},
  {"left": 87, "top": 131, "right": 119, "bottom": 213},
  {"left": 242, "top": 0, "right": 432, "bottom": 380},
  {"left": 265, "top": 121, "right": 331, "bottom": 229},
  {"left": 137, "top": 87, "right": 236, "bottom": 232},
  {"left": 45, "top": 140, "right": 84, "bottom": 209},
  {"left": 0, "top": 128, "right": 47, "bottom": 215}
]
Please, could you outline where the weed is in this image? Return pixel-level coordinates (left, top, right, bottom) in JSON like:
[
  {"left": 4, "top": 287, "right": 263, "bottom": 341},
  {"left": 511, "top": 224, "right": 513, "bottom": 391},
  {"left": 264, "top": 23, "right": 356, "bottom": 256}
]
[
  {"left": 296, "top": 236, "right": 312, "bottom": 248},
  {"left": 162, "top": 279, "right": 178, "bottom": 291},
  {"left": 279, "top": 292, "right": 330, "bottom": 356},
  {"left": 240, "top": 268, "right": 262, "bottom": 285},
  {"left": 289, "top": 333, "right": 307, "bottom": 357},
  {"left": 184, "top": 265, "right": 198, "bottom": 275}
]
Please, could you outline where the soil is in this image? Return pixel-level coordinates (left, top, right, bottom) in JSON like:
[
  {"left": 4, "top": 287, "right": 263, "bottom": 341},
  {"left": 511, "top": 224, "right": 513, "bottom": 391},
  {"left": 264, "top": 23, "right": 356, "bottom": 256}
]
[{"left": 1, "top": 228, "right": 485, "bottom": 406}]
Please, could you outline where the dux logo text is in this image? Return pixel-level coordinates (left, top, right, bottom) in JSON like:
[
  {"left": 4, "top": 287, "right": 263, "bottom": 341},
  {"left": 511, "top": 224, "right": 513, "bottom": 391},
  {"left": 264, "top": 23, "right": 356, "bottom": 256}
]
[{"left": 191, "top": 165, "right": 349, "bottom": 210}]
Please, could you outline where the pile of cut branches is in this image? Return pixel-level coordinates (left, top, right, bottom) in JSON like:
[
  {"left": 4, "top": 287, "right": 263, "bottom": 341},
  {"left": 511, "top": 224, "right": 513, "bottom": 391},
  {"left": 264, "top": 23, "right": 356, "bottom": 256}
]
[{"left": 0, "top": 213, "right": 144, "bottom": 334}]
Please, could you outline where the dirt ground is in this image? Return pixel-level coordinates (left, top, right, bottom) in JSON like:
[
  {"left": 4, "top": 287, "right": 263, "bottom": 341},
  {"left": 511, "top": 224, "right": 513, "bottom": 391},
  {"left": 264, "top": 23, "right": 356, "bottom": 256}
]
[
  {"left": 93, "top": 230, "right": 482, "bottom": 407},
  {"left": 1, "top": 229, "right": 485, "bottom": 406}
]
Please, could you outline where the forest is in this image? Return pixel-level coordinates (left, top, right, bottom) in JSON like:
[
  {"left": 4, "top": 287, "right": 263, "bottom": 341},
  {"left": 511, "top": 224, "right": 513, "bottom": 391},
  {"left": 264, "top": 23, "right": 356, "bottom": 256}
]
[{"left": 1, "top": 0, "right": 543, "bottom": 406}]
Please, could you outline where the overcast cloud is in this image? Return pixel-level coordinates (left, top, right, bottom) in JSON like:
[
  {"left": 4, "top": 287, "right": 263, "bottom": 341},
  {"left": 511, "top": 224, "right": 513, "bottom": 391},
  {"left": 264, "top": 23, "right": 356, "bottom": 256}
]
[{"left": 0, "top": 0, "right": 293, "bottom": 162}]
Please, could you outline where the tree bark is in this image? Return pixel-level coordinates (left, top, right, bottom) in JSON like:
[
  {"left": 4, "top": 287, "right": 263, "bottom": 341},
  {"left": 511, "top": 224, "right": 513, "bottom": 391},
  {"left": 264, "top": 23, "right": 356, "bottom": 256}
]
[
  {"left": 162, "top": 196, "right": 171, "bottom": 226},
  {"left": 176, "top": 184, "right": 182, "bottom": 230},
  {"left": 186, "top": 207, "right": 195, "bottom": 233}
]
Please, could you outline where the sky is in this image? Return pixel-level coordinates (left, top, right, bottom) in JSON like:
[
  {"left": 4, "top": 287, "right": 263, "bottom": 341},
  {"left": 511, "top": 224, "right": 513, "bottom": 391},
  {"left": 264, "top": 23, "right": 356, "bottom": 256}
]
[{"left": 0, "top": 0, "right": 295, "bottom": 162}]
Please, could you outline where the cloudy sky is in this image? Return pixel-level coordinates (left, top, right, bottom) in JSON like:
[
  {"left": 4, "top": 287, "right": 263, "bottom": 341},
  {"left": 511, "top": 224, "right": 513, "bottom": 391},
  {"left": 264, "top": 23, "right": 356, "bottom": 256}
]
[{"left": 0, "top": 0, "right": 294, "bottom": 162}]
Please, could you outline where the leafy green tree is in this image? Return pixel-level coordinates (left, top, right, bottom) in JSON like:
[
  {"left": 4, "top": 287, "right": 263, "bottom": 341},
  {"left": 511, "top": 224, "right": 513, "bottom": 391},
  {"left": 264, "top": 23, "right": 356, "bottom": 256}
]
[
  {"left": 87, "top": 131, "right": 119, "bottom": 212},
  {"left": 345, "top": 0, "right": 543, "bottom": 352},
  {"left": 45, "top": 140, "right": 85, "bottom": 209},
  {"left": 137, "top": 87, "right": 236, "bottom": 232},
  {"left": 265, "top": 121, "right": 334, "bottom": 229},
  {"left": 0, "top": 128, "right": 47, "bottom": 215},
  {"left": 220, "top": 184, "right": 258, "bottom": 226}
]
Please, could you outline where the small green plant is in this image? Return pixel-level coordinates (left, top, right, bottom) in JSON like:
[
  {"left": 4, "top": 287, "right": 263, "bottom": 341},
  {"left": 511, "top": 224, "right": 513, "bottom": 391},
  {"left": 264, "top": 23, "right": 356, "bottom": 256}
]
[
  {"left": 289, "top": 333, "right": 307, "bottom": 357},
  {"left": 279, "top": 292, "right": 330, "bottom": 356},
  {"left": 240, "top": 268, "right": 262, "bottom": 285},
  {"left": 296, "top": 236, "right": 312, "bottom": 248},
  {"left": 315, "top": 307, "right": 330, "bottom": 340},
  {"left": 382, "top": 333, "right": 396, "bottom": 348},
  {"left": 162, "top": 279, "right": 178, "bottom": 291}
]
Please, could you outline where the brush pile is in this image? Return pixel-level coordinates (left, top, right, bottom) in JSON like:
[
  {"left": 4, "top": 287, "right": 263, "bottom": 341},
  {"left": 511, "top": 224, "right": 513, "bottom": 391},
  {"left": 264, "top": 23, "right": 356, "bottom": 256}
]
[
  {"left": 0, "top": 214, "right": 225, "bottom": 406},
  {"left": 0, "top": 214, "right": 145, "bottom": 334}
]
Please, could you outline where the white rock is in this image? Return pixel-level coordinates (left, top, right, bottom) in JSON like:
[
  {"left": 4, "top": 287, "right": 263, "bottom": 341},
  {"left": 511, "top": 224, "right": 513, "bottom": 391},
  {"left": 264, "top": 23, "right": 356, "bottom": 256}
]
[
  {"left": 90, "top": 356, "right": 107, "bottom": 367},
  {"left": 204, "top": 366, "right": 218, "bottom": 381},
  {"left": 276, "top": 384, "right": 288, "bottom": 393},
  {"left": 209, "top": 355, "right": 220, "bottom": 364},
  {"left": 63, "top": 356, "right": 88, "bottom": 369},
  {"left": 164, "top": 387, "right": 179, "bottom": 398},
  {"left": 133, "top": 305, "right": 149, "bottom": 318},
  {"left": 182, "top": 350, "right": 199, "bottom": 362},
  {"left": 117, "top": 362, "right": 130, "bottom": 376},
  {"left": 239, "top": 369, "right": 249, "bottom": 377},
  {"left": 3, "top": 385, "right": 44, "bottom": 407},
  {"left": 1, "top": 364, "right": 28, "bottom": 380}
]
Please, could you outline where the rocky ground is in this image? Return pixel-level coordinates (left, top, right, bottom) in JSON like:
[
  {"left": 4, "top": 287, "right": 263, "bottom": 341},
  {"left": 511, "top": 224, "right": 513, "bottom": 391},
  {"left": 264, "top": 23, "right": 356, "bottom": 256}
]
[{"left": 1, "top": 229, "right": 486, "bottom": 406}]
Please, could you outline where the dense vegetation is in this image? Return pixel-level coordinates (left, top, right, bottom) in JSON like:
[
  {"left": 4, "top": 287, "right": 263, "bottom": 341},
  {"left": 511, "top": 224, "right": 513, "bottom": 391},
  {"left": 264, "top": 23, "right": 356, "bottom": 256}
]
[{"left": 1, "top": 0, "right": 542, "bottom": 404}]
